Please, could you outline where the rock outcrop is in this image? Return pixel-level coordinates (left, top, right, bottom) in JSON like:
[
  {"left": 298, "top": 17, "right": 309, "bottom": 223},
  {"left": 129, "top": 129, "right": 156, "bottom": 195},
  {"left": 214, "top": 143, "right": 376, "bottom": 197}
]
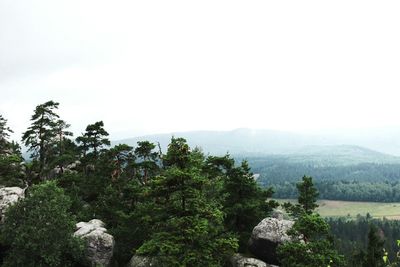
[
  {"left": 231, "top": 253, "right": 279, "bottom": 267},
  {"left": 74, "top": 219, "right": 115, "bottom": 267},
  {"left": 128, "top": 255, "right": 158, "bottom": 267},
  {"left": 0, "top": 186, "right": 25, "bottom": 222},
  {"left": 248, "top": 216, "right": 294, "bottom": 265}
]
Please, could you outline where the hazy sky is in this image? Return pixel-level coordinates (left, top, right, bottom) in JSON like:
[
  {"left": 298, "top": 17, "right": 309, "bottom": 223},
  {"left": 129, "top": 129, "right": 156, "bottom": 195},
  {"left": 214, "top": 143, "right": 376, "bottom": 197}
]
[{"left": 1, "top": 0, "right": 400, "bottom": 141}]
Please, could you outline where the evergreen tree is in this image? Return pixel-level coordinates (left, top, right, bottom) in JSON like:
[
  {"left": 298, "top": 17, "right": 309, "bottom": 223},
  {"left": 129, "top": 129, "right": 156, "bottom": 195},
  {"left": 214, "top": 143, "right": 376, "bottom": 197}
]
[
  {"left": 0, "top": 114, "right": 25, "bottom": 186},
  {"left": 297, "top": 175, "right": 319, "bottom": 214},
  {"left": 278, "top": 176, "right": 344, "bottom": 267},
  {"left": 21, "top": 100, "right": 61, "bottom": 177},
  {"left": 0, "top": 114, "right": 13, "bottom": 153},
  {"left": 283, "top": 175, "right": 319, "bottom": 217},
  {"left": 76, "top": 121, "right": 110, "bottom": 159},
  {"left": 364, "top": 224, "right": 385, "bottom": 267},
  {"left": 134, "top": 141, "right": 160, "bottom": 185},
  {"left": 137, "top": 138, "right": 238, "bottom": 266},
  {"left": 218, "top": 157, "right": 278, "bottom": 251}
]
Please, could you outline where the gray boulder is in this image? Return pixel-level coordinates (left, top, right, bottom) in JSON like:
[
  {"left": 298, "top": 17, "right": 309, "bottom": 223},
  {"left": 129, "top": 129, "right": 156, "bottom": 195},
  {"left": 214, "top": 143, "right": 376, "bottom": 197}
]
[
  {"left": 74, "top": 219, "right": 115, "bottom": 267},
  {"left": 128, "top": 255, "right": 158, "bottom": 267},
  {"left": 0, "top": 186, "right": 25, "bottom": 222},
  {"left": 248, "top": 217, "right": 294, "bottom": 265},
  {"left": 231, "top": 253, "right": 279, "bottom": 267}
]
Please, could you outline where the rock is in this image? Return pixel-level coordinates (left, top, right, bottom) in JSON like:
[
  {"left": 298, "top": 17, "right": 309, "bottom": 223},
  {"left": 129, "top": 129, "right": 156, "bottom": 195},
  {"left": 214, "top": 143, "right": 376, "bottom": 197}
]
[
  {"left": 248, "top": 217, "right": 294, "bottom": 265},
  {"left": 231, "top": 253, "right": 279, "bottom": 267},
  {"left": 65, "top": 160, "right": 80, "bottom": 174},
  {"left": 128, "top": 255, "right": 158, "bottom": 267},
  {"left": 0, "top": 186, "right": 25, "bottom": 222},
  {"left": 271, "top": 209, "right": 284, "bottom": 220},
  {"left": 74, "top": 219, "right": 115, "bottom": 267}
]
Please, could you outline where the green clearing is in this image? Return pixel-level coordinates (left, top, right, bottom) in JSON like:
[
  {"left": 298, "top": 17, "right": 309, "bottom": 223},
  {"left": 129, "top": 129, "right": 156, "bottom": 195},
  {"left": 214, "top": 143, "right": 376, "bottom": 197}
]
[{"left": 274, "top": 199, "right": 400, "bottom": 219}]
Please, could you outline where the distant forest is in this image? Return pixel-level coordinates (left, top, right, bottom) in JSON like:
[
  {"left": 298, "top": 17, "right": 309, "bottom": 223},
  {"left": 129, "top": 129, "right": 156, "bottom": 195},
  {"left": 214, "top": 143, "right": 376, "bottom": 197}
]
[
  {"left": 246, "top": 157, "right": 400, "bottom": 202},
  {"left": 328, "top": 216, "right": 400, "bottom": 264}
]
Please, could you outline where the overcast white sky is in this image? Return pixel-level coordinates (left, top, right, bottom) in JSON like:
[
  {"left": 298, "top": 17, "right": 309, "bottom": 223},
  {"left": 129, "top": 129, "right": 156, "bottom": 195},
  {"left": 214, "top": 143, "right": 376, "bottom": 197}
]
[{"left": 1, "top": 0, "right": 400, "bottom": 141}]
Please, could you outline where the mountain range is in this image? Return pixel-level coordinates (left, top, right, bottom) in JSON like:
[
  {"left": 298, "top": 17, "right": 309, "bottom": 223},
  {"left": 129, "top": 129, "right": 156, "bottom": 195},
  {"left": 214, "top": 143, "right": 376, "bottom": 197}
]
[{"left": 113, "top": 128, "right": 400, "bottom": 165}]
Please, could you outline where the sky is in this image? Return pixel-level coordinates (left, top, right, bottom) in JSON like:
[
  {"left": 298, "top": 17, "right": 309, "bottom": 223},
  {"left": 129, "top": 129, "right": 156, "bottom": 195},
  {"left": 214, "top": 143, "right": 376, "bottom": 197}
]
[{"left": 1, "top": 0, "right": 400, "bottom": 141}]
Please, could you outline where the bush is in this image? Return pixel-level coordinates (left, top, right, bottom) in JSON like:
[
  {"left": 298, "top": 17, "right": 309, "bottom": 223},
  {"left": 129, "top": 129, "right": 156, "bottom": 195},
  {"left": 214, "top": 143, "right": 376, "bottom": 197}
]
[{"left": 0, "top": 181, "right": 84, "bottom": 267}]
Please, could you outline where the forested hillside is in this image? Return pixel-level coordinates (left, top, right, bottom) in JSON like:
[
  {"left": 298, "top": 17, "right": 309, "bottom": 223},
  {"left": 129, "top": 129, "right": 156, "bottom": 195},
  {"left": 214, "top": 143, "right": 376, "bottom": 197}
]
[
  {"left": 246, "top": 155, "right": 400, "bottom": 202},
  {"left": 120, "top": 132, "right": 400, "bottom": 202}
]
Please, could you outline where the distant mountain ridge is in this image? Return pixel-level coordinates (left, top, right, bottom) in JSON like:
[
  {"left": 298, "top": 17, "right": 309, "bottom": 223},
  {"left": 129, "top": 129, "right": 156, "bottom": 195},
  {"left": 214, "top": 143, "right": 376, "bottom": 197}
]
[{"left": 113, "top": 128, "right": 400, "bottom": 165}]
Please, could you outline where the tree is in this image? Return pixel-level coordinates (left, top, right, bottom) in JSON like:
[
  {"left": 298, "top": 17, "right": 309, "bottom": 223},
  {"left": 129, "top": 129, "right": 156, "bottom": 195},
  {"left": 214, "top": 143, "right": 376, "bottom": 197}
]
[
  {"left": 297, "top": 175, "right": 319, "bottom": 214},
  {"left": 137, "top": 138, "right": 238, "bottom": 266},
  {"left": 21, "top": 100, "right": 61, "bottom": 177},
  {"left": 283, "top": 175, "right": 319, "bottom": 217},
  {"left": 0, "top": 181, "right": 84, "bottom": 267},
  {"left": 76, "top": 121, "right": 110, "bottom": 159},
  {"left": 364, "top": 224, "right": 385, "bottom": 267},
  {"left": 215, "top": 156, "right": 278, "bottom": 251},
  {"left": 134, "top": 141, "right": 160, "bottom": 185},
  {"left": 278, "top": 176, "right": 344, "bottom": 267},
  {"left": 0, "top": 114, "right": 13, "bottom": 153},
  {"left": 53, "top": 119, "right": 73, "bottom": 157},
  {"left": 0, "top": 114, "right": 25, "bottom": 187}
]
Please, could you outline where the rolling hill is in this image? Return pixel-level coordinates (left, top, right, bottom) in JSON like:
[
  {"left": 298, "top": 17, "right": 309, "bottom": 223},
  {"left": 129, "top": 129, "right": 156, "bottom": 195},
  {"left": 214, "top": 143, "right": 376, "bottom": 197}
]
[{"left": 113, "top": 128, "right": 400, "bottom": 165}]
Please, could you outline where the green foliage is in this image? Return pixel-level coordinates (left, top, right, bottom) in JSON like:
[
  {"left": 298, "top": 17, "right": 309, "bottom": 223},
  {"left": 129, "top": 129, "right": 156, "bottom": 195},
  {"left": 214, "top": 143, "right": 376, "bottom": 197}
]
[
  {"left": 134, "top": 141, "right": 160, "bottom": 185},
  {"left": 76, "top": 121, "right": 110, "bottom": 159},
  {"left": 278, "top": 176, "right": 344, "bottom": 267},
  {"left": 297, "top": 176, "right": 319, "bottom": 214},
  {"left": 328, "top": 216, "right": 400, "bottom": 266},
  {"left": 0, "top": 114, "right": 25, "bottom": 186},
  {"left": 283, "top": 176, "right": 318, "bottom": 217},
  {"left": 288, "top": 213, "right": 329, "bottom": 240},
  {"left": 0, "top": 153, "right": 25, "bottom": 187},
  {"left": 0, "top": 114, "right": 13, "bottom": 153},
  {"left": 383, "top": 240, "right": 400, "bottom": 267},
  {"left": 364, "top": 224, "right": 386, "bottom": 267},
  {"left": 0, "top": 181, "right": 84, "bottom": 267},
  {"left": 21, "top": 100, "right": 61, "bottom": 177},
  {"left": 278, "top": 239, "right": 344, "bottom": 267},
  {"left": 220, "top": 157, "right": 278, "bottom": 251},
  {"left": 4, "top": 101, "right": 370, "bottom": 266},
  {"left": 137, "top": 138, "right": 238, "bottom": 266},
  {"left": 250, "top": 155, "right": 400, "bottom": 202}
]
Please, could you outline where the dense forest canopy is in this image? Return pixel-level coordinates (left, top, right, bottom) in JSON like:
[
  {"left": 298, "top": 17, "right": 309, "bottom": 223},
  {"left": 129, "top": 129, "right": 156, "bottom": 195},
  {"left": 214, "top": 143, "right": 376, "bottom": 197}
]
[
  {"left": 246, "top": 156, "right": 400, "bottom": 202},
  {"left": 0, "top": 101, "right": 279, "bottom": 266},
  {"left": 1, "top": 101, "right": 400, "bottom": 266}
]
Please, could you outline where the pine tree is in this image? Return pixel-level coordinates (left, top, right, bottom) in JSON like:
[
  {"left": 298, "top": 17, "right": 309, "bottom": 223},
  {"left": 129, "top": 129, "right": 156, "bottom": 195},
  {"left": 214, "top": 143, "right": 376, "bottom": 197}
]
[
  {"left": 218, "top": 157, "right": 278, "bottom": 251},
  {"left": 277, "top": 176, "right": 345, "bottom": 267},
  {"left": 137, "top": 138, "right": 238, "bottom": 266},
  {"left": 76, "top": 121, "right": 110, "bottom": 159},
  {"left": 283, "top": 175, "right": 319, "bottom": 217},
  {"left": 364, "top": 224, "right": 385, "bottom": 267},
  {"left": 0, "top": 115, "right": 13, "bottom": 154},
  {"left": 0, "top": 115, "right": 24, "bottom": 186},
  {"left": 134, "top": 141, "right": 160, "bottom": 185},
  {"left": 21, "top": 101, "right": 61, "bottom": 177},
  {"left": 297, "top": 175, "right": 319, "bottom": 214}
]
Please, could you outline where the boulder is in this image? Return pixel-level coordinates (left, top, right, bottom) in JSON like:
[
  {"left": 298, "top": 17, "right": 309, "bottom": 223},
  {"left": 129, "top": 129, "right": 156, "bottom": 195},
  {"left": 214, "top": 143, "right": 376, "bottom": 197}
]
[
  {"left": 0, "top": 186, "right": 25, "bottom": 222},
  {"left": 231, "top": 253, "right": 279, "bottom": 267},
  {"left": 128, "top": 255, "right": 158, "bottom": 267},
  {"left": 74, "top": 219, "right": 115, "bottom": 267},
  {"left": 248, "top": 217, "right": 294, "bottom": 265},
  {"left": 66, "top": 160, "right": 81, "bottom": 170}
]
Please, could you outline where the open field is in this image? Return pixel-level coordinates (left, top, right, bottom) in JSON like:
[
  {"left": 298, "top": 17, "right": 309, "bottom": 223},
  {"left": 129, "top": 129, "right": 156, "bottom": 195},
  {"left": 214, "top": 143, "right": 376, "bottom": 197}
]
[{"left": 274, "top": 199, "right": 400, "bottom": 219}]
